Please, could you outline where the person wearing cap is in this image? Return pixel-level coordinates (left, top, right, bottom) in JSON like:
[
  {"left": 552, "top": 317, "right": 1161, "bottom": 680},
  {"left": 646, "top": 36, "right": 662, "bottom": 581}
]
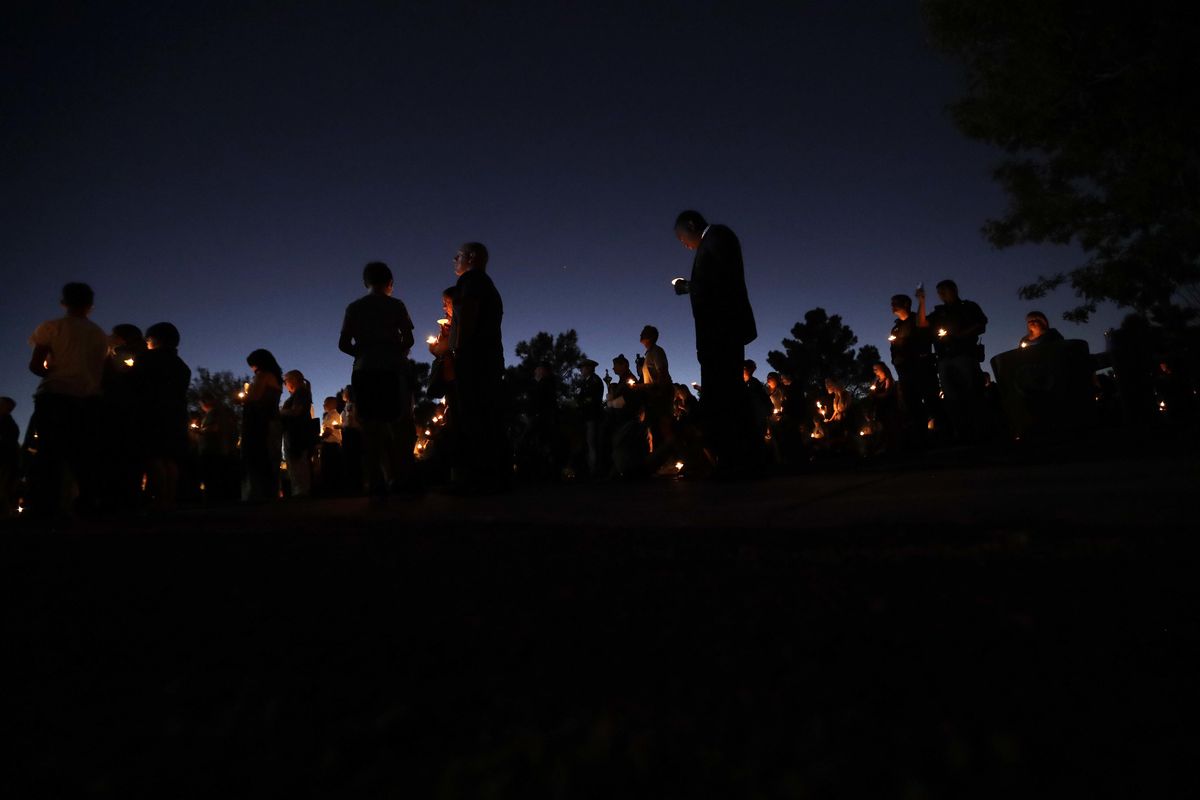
[
  {"left": 140, "top": 321, "right": 192, "bottom": 510},
  {"left": 672, "top": 210, "right": 758, "bottom": 476},
  {"left": 576, "top": 358, "right": 604, "bottom": 477},
  {"left": 27, "top": 282, "right": 109, "bottom": 515}
]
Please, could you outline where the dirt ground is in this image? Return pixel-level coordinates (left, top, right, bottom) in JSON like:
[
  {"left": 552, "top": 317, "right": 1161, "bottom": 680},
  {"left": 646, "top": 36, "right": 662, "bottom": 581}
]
[{"left": 5, "top": 440, "right": 1198, "bottom": 797}]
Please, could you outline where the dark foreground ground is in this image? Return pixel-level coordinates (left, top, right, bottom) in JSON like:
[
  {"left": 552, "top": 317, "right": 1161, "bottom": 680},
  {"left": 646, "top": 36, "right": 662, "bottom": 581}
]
[{"left": 5, "top": 438, "right": 1199, "bottom": 797}]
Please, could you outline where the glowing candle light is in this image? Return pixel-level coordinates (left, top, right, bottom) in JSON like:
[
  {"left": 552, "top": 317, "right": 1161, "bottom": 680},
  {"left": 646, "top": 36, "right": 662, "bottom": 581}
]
[
  {"left": 437, "top": 318, "right": 450, "bottom": 326},
  {"left": 937, "top": 328, "right": 948, "bottom": 338},
  {"left": 887, "top": 335, "right": 897, "bottom": 342},
  {"left": 426, "top": 335, "right": 438, "bottom": 345},
  {"left": 627, "top": 378, "right": 636, "bottom": 387},
  {"left": 1020, "top": 341, "right": 1028, "bottom": 348},
  {"left": 674, "top": 461, "right": 684, "bottom": 471},
  {"left": 123, "top": 357, "right": 135, "bottom": 367}
]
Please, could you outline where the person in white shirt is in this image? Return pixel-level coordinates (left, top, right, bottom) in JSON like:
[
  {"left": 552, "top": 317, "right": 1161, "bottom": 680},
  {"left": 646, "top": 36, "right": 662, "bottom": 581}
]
[{"left": 27, "top": 282, "right": 109, "bottom": 515}]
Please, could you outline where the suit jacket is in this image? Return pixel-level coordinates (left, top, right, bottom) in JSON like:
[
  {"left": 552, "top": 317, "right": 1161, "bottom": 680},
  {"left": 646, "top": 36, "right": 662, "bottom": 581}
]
[
  {"left": 450, "top": 269, "right": 505, "bottom": 378},
  {"left": 689, "top": 224, "right": 757, "bottom": 359}
]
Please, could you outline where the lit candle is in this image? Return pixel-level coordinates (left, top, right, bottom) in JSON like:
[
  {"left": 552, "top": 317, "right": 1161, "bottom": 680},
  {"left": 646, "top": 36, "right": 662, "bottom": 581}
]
[
  {"left": 887, "top": 334, "right": 897, "bottom": 342},
  {"left": 1020, "top": 341, "right": 1028, "bottom": 348},
  {"left": 674, "top": 461, "right": 684, "bottom": 471},
  {"left": 426, "top": 335, "right": 438, "bottom": 345},
  {"left": 123, "top": 357, "right": 135, "bottom": 367},
  {"left": 937, "top": 328, "right": 948, "bottom": 338},
  {"left": 869, "top": 384, "right": 877, "bottom": 392},
  {"left": 437, "top": 318, "right": 450, "bottom": 326},
  {"left": 627, "top": 378, "right": 636, "bottom": 387}
]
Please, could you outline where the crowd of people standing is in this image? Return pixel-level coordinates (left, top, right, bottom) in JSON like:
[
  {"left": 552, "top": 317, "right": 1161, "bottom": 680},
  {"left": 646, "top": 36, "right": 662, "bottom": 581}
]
[{"left": 2, "top": 210, "right": 1195, "bottom": 519}]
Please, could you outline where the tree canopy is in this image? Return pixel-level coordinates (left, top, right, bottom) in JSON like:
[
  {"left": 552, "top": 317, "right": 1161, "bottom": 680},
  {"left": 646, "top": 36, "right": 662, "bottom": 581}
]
[
  {"left": 507, "top": 330, "right": 589, "bottom": 406},
  {"left": 923, "top": 0, "right": 1200, "bottom": 324},
  {"left": 187, "top": 368, "right": 250, "bottom": 418},
  {"left": 766, "top": 308, "right": 880, "bottom": 395}
]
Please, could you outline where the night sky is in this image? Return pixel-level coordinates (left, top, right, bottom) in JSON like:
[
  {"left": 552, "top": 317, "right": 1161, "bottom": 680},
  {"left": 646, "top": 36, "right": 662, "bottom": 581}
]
[{"left": 2, "top": 1, "right": 1123, "bottom": 432}]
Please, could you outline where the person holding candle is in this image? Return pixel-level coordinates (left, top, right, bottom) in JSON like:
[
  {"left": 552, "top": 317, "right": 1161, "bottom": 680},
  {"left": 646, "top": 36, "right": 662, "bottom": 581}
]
[
  {"left": 0, "top": 397, "right": 19, "bottom": 516},
  {"left": 576, "top": 358, "right": 604, "bottom": 478},
  {"left": 27, "top": 282, "right": 109, "bottom": 516},
  {"left": 316, "top": 396, "right": 344, "bottom": 495},
  {"left": 241, "top": 348, "right": 284, "bottom": 502},
  {"left": 918, "top": 280, "right": 989, "bottom": 443},
  {"left": 888, "top": 294, "right": 938, "bottom": 448},
  {"left": 743, "top": 359, "right": 772, "bottom": 441},
  {"left": 100, "top": 323, "right": 147, "bottom": 510},
  {"left": 672, "top": 210, "right": 758, "bottom": 478},
  {"left": 602, "top": 354, "right": 647, "bottom": 478},
  {"left": 197, "top": 392, "right": 240, "bottom": 502},
  {"left": 140, "top": 322, "right": 192, "bottom": 511},
  {"left": 280, "top": 369, "right": 316, "bottom": 498},
  {"left": 339, "top": 261, "right": 418, "bottom": 497},
  {"left": 1019, "top": 310, "right": 1064, "bottom": 348},
  {"left": 427, "top": 286, "right": 457, "bottom": 403},
  {"left": 638, "top": 325, "right": 674, "bottom": 456}
]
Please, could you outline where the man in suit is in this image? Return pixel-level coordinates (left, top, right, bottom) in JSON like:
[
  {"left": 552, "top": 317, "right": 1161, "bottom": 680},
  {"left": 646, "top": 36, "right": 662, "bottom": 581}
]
[
  {"left": 448, "top": 241, "right": 508, "bottom": 492},
  {"left": 672, "top": 210, "right": 758, "bottom": 474}
]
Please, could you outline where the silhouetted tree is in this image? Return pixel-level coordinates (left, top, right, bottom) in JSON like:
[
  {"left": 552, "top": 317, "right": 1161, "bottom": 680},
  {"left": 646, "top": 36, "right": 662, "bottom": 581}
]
[
  {"left": 924, "top": 0, "right": 1200, "bottom": 325},
  {"left": 187, "top": 368, "right": 251, "bottom": 419},
  {"left": 766, "top": 308, "right": 879, "bottom": 396},
  {"left": 507, "top": 330, "right": 589, "bottom": 406}
]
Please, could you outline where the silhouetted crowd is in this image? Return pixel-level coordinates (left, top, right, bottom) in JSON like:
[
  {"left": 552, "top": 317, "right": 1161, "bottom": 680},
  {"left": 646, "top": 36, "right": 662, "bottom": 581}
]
[{"left": 3, "top": 212, "right": 1197, "bottom": 519}]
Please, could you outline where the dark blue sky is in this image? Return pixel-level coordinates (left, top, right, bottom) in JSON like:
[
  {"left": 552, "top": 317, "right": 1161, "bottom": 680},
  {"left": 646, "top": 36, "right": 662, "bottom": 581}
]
[{"left": 2, "top": 0, "right": 1120, "bottom": 431}]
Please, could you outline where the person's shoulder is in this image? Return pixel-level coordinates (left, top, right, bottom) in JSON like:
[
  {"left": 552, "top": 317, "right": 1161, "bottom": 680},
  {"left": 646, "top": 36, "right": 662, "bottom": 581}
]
[{"left": 31, "top": 317, "right": 62, "bottom": 340}]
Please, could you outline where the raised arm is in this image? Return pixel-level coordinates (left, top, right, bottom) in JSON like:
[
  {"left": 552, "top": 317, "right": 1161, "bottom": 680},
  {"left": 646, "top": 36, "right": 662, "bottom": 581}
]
[{"left": 916, "top": 287, "right": 929, "bottom": 328}]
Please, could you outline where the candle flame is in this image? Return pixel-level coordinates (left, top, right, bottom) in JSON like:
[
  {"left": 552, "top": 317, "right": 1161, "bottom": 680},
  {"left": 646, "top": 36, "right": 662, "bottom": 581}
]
[
  {"left": 437, "top": 318, "right": 450, "bottom": 326},
  {"left": 1020, "top": 341, "right": 1028, "bottom": 348},
  {"left": 937, "top": 328, "right": 948, "bottom": 338},
  {"left": 887, "top": 335, "right": 897, "bottom": 342},
  {"left": 627, "top": 378, "right": 636, "bottom": 386},
  {"left": 426, "top": 335, "right": 438, "bottom": 344},
  {"left": 123, "top": 357, "right": 135, "bottom": 367}
]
